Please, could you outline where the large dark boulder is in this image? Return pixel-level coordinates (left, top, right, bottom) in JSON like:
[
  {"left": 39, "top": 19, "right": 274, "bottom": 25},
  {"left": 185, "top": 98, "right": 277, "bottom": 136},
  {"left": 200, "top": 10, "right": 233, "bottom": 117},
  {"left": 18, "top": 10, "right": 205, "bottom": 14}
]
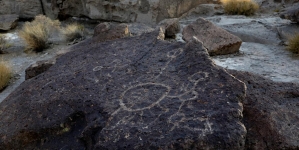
[
  {"left": 0, "top": 30, "right": 246, "bottom": 149},
  {"left": 228, "top": 70, "right": 299, "bottom": 149}
]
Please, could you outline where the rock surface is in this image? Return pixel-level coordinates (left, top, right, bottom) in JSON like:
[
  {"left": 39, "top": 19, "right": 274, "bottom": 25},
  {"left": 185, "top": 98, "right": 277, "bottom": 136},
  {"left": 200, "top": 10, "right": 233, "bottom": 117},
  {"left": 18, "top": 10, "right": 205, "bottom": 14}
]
[
  {"left": 0, "top": 0, "right": 43, "bottom": 19},
  {"left": 92, "top": 22, "right": 130, "bottom": 42},
  {"left": 0, "top": 14, "right": 19, "bottom": 31},
  {"left": 228, "top": 70, "right": 299, "bottom": 150},
  {"left": 25, "top": 59, "right": 56, "bottom": 80},
  {"left": 43, "top": 0, "right": 220, "bottom": 24},
  {"left": 280, "top": 3, "right": 299, "bottom": 23},
  {"left": 204, "top": 16, "right": 285, "bottom": 45},
  {"left": 0, "top": 30, "right": 246, "bottom": 149},
  {"left": 128, "top": 23, "right": 155, "bottom": 36},
  {"left": 277, "top": 24, "right": 299, "bottom": 44},
  {"left": 159, "top": 18, "right": 180, "bottom": 38},
  {"left": 183, "top": 17, "right": 242, "bottom": 55}
]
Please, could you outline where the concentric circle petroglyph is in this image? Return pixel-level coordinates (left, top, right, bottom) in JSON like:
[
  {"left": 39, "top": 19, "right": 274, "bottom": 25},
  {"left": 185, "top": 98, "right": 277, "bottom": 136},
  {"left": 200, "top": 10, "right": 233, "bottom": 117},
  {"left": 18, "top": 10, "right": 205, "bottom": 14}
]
[{"left": 119, "top": 83, "right": 171, "bottom": 111}]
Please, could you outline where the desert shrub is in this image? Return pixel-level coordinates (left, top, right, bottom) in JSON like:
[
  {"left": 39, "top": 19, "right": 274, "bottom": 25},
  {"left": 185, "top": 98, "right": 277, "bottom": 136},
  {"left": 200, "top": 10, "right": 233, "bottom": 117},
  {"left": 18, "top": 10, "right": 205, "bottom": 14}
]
[
  {"left": 287, "top": 33, "right": 299, "bottom": 54},
  {"left": 221, "top": 0, "right": 259, "bottom": 16},
  {"left": 62, "top": 23, "right": 85, "bottom": 42},
  {"left": 19, "top": 15, "right": 61, "bottom": 52},
  {"left": 0, "top": 35, "right": 11, "bottom": 51},
  {"left": 0, "top": 62, "right": 11, "bottom": 91}
]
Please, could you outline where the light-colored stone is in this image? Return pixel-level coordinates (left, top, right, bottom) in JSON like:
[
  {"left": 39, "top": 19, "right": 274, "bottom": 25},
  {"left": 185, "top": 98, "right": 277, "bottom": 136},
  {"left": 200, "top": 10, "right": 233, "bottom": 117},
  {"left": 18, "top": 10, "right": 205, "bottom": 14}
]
[
  {"left": 0, "top": 14, "right": 19, "bottom": 31},
  {"left": 180, "top": 4, "right": 223, "bottom": 20},
  {"left": 0, "top": 0, "right": 43, "bottom": 19},
  {"left": 44, "top": 0, "right": 220, "bottom": 24},
  {"left": 183, "top": 17, "right": 242, "bottom": 56}
]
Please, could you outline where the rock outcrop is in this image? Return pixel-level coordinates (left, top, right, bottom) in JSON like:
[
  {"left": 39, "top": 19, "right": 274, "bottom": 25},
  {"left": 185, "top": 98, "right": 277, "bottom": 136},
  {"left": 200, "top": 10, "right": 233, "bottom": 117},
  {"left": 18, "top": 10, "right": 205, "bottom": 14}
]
[
  {"left": 228, "top": 70, "right": 299, "bottom": 150},
  {"left": 158, "top": 18, "right": 180, "bottom": 38},
  {"left": 42, "top": 0, "right": 220, "bottom": 24},
  {"left": 280, "top": 3, "right": 299, "bottom": 23},
  {"left": 277, "top": 24, "right": 299, "bottom": 44},
  {"left": 0, "top": 14, "right": 19, "bottom": 31},
  {"left": 0, "top": 0, "right": 43, "bottom": 19},
  {"left": 92, "top": 22, "right": 130, "bottom": 42},
  {"left": 183, "top": 17, "right": 242, "bottom": 56},
  {"left": 0, "top": 30, "right": 246, "bottom": 149}
]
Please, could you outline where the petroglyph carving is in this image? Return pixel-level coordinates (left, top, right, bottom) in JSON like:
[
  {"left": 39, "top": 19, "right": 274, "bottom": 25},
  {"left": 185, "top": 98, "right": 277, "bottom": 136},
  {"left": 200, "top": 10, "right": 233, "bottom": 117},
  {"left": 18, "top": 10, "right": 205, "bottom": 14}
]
[{"left": 119, "top": 83, "right": 171, "bottom": 112}]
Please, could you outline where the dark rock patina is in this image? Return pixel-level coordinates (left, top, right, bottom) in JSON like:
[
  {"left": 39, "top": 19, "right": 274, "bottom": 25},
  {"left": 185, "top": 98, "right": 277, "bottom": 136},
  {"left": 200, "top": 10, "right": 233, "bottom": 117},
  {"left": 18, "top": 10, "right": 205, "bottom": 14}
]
[
  {"left": 0, "top": 30, "right": 246, "bottom": 149},
  {"left": 228, "top": 70, "right": 299, "bottom": 150},
  {"left": 25, "top": 59, "right": 56, "bottom": 80}
]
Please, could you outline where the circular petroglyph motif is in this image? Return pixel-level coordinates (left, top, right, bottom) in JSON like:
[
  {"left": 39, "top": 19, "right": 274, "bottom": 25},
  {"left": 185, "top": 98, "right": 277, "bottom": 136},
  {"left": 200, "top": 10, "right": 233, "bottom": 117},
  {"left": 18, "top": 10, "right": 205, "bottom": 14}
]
[
  {"left": 93, "top": 66, "right": 103, "bottom": 72},
  {"left": 120, "top": 83, "right": 170, "bottom": 111}
]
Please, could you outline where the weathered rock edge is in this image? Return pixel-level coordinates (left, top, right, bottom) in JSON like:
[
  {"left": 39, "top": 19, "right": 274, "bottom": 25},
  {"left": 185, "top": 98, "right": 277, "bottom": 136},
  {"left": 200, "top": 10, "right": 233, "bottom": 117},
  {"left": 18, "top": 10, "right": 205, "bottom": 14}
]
[
  {"left": 0, "top": 30, "right": 246, "bottom": 149},
  {"left": 183, "top": 17, "right": 242, "bottom": 56},
  {"left": 228, "top": 70, "right": 299, "bottom": 150}
]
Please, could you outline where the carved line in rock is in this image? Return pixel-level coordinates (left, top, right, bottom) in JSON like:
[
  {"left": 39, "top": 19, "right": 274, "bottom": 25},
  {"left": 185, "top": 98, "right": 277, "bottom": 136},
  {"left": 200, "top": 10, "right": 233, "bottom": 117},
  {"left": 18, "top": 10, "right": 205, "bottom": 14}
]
[{"left": 119, "top": 83, "right": 171, "bottom": 112}]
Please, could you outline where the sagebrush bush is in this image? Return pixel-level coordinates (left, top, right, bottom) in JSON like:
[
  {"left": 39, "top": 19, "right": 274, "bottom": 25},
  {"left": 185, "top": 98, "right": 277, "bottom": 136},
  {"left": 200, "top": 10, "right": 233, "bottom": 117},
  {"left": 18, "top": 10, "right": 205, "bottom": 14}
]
[
  {"left": 0, "top": 62, "right": 11, "bottom": 91},
  {"left": 287, "top": 33, "right": 299, "bottom": 54},
  {"left": 62, "top": 23, "right": 84, "bottom": 42},
  {"left": 221, "top": 0, "right": 259, "bottom": 16},
  {"left": 19, "top": 15, "right": 61, "bottom": 52}
]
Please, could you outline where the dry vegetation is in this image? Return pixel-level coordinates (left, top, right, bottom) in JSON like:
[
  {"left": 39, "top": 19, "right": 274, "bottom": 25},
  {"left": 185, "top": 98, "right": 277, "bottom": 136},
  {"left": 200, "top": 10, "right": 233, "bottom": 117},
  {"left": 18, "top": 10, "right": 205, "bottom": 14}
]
[
  {"left": 19, "top": 15, "right": 60, "bottom": 52},
  {"left": 0, "top": 61, "right": 11, "bottom": 91},
  {"left": 287, "top": 33, "right": 299, "bottom": 54},
  {"left": 221, "top": 0, "right": 259, "bottom": 16},
  {"left": 62, "top": 23, "right": 85, "bottom": 42}
]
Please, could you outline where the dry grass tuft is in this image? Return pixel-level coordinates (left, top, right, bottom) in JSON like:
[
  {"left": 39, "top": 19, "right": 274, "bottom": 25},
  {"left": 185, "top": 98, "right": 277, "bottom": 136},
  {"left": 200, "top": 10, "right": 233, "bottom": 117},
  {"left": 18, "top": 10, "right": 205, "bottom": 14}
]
[
  {"left": 62, "top": 23, "right": 85, "bottom": 42},
  {"left": 0, "top": 61, "right": 11, "bottom": 91},
  {"left": 287, "top": 33, "right": 299, "bottom": 54},
  {"left": 19, "top": 15, "right": 61, "bottom": 52},
  {"left": 221, "top": 0, "right": 259, "bottom": 16}
]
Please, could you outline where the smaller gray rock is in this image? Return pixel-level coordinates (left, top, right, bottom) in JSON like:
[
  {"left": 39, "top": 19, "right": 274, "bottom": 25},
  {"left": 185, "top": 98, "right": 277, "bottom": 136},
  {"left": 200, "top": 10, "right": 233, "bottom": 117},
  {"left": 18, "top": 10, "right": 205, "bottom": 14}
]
[
  {"left": 0, "top": 14, "right": 19, "bottom": 31},
  {"left": 277, "top": 24, "right": 299, "bottom": 44},
  {"left": 183, "top": 17, "right": 242, "bottom": 56},
  {"left": 93, "top": 22, "right": 130, "bottom": 42},
  {"left": 128, "top": 23, "right": 155, "bottom": 36},
  {"left": 280, "top": 3, "right": 299, "bottom": 23},
  {"left": 25, "top": 59, "right": 56, "bottom": 80},
  {"left": 158, "top": 18, "right": 180, "bottom": 38},
  {"left": 181, "top": 4, "right": 224, "bottom": 20}
]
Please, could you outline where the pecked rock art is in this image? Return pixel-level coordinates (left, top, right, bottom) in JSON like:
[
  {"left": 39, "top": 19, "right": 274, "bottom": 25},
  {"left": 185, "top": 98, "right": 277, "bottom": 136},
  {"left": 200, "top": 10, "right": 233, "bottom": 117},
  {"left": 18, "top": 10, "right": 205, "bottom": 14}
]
[{"left": 0, "top": 30, "right": 246, "bottom": 149}]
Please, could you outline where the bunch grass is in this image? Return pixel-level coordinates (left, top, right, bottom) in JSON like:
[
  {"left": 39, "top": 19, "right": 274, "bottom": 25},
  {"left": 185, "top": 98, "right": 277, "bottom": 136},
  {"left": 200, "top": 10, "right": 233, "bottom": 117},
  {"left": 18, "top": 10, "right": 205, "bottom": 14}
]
[
  {"left": 19, "top": 15, "right": 61, "bottom": 52},
  {"left": 287, "top": 33, "right": 299, "bottom": 54},
  {"left": 0, "top": 61, "right": 11, "bottom": 91},
  {"left": 62, "top": 23, "right": 85, "bottom": 42},
  {"left": 221, "top": 0, "right": 259, "bottom": 16}
]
